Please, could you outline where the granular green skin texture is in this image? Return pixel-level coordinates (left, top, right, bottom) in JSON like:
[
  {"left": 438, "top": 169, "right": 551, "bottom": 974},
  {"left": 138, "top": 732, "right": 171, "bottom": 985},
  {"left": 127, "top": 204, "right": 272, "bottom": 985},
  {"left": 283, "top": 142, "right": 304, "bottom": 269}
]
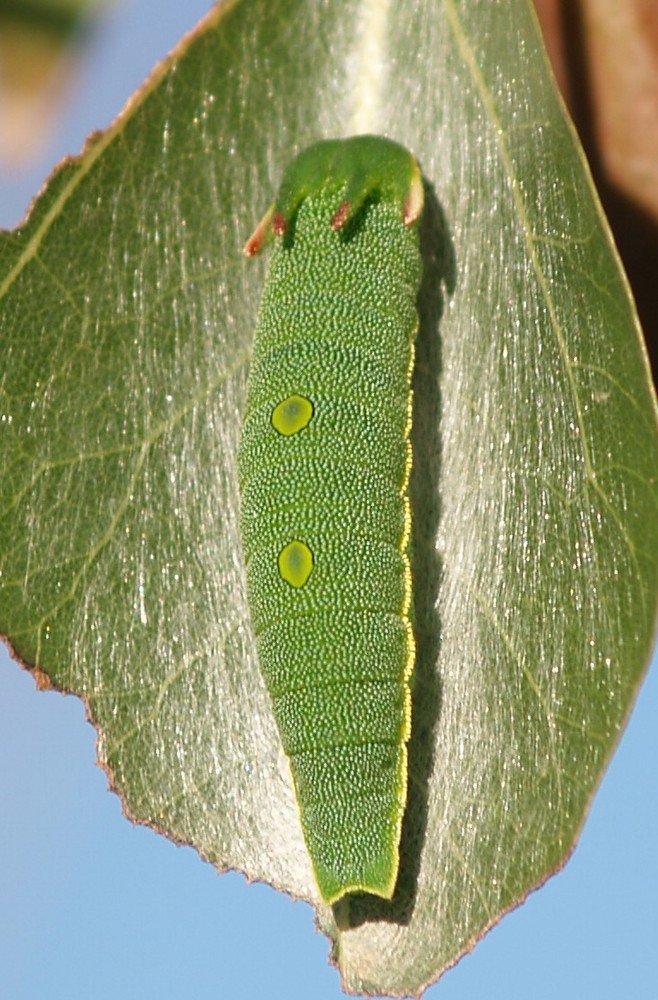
[{"left": 238, "top": 136, "right": 424, "bottom": 904}]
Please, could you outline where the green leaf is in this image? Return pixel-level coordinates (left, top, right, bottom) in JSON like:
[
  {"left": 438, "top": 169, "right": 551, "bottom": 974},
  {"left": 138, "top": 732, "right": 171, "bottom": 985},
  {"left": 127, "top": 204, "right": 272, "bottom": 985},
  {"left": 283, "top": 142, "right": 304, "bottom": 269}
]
[{"left": 1, "top": 0, "right": 656, "bottom": 995}]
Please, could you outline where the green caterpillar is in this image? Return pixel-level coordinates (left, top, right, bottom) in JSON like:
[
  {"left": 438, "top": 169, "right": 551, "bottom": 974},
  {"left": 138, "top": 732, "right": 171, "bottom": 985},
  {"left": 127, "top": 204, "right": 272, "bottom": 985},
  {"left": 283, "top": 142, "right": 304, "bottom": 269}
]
[{"left": 238, "top": 135, "right": 424, "bottom": 904}]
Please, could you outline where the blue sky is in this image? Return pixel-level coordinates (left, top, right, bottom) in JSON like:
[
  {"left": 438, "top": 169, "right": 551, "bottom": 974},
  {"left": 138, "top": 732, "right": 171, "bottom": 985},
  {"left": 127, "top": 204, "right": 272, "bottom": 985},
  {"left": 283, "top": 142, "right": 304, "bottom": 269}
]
[{"left": 1, "top": 3, "right": 657, "bottom": 998}]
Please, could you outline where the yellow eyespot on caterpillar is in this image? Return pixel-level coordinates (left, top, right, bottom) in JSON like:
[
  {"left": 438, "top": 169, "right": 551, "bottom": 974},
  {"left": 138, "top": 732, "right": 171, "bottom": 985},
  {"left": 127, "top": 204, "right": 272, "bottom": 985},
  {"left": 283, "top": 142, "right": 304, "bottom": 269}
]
[
  {"left": 271, "top": 394, "right": 313, "bottom": 436},
  {"left": 278, "top": 539, "right": 314, "bottom": 588},
  {"left": 238, "top": 135, "right": 424, "bottom": 904}
]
